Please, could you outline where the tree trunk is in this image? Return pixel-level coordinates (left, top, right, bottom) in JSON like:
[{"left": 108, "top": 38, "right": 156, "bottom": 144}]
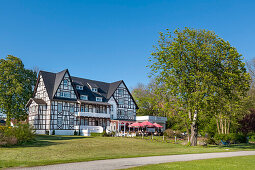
[
  {"left": 220, "top": 118, "right": 224, "bottom": 134},
  {"left": 186, "top": 126, "right": 190, "bottom": 142},
  {"left": 224, "top": 119, "right": 227, "bottom": 134},
  {"left": 216, "top": 118, "right": 220, "bottom": 134},
  {"left": 190, "top": 110, "right": 198, "bottom": 146},
  {"left": 227, "top": 120, "right": 230, "bottom": 134}
]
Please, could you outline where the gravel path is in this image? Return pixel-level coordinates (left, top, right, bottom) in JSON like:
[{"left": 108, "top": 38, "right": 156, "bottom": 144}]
[{"left": 10, "top": 151, "right": 255, "bottom": 170}]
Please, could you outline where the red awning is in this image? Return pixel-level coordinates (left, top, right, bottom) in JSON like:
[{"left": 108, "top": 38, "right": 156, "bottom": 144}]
[
  {"left": 153, "top": 123, "right": 163, "bottom": 128},
  {"left": 141, "top": 121, "right": 154, "bottom": 127}
]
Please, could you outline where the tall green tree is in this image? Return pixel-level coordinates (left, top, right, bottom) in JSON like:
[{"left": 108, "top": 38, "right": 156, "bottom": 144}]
[
  {"left": 149, "top": 28, "right": 250, "bottom": 146},
  {"left": 0, "top": 56, "right": 37, "bottom": 124}
]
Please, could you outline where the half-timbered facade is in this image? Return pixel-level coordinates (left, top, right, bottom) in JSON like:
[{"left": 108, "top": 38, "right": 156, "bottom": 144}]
[{"left": 26, "top": 69, "right": 138, "bottom": 135}]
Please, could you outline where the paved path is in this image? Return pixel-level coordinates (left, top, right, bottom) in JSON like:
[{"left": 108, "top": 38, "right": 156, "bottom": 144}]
[{"left": 11, "top": 151, "right": 255, "bottom": 170}]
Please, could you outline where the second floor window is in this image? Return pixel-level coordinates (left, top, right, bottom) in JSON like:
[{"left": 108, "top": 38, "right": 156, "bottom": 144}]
[
  {"left": 118, "top": 98, "right": 124, "bottom": 105},
  {"left": 60, "top": 92, "right": 71, "bottom": 98},
  {"left": 80, "top": 95, "right": 88, "bottom": 100},
  {"left": 58, "top": 103, "right": 62, "bottom": 113},
  {"left": 118, "top": 89, "right": 124, "bottom": 96}
]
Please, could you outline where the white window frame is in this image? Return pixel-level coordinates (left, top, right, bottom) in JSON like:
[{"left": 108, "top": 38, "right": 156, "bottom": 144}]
[
  {"left": 76, "top": 85, "right": 83, "bottom": 90},
  {"left": 118, "top": 98, "right": 124, "bottom": 105},
  {"left": 80, "top": 95, "right": 88, "bottom": 100},
  {"left": 92, "top": 88, "right": 98, "bottom": 92},
  {"left": 96, "top": 97, "right": 102, "bottom": 102},
  {"left": 63, "top": 79, "right": 68, "bottom": 89}
]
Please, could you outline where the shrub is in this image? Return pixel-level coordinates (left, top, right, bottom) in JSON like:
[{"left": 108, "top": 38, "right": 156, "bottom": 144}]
[
  {"left": 164, "top": 129, "right": 182, "bottom": 138},
  {"left": 0, "top": 123, "right": 35, "bottom": 146},
  {"left": 52, "top": 129, "right": 55, "bottom": 135},
  {"left": 214, "top": 133, "right": 247, "bottom": 144},
  {"left": 73, "top": 130, "right": 77, "bottom": 136}
]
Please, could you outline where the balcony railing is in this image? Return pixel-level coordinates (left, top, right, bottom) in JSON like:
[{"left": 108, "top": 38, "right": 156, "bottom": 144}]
[
  {"left": 74, "top": 125, "right": 104, "bottom": 133},
  {"left": 117, "top": 115, "right": 135, "bottom": 120},
  {"left": 75, "top": 112, "right": 110, "bottom": 118}
]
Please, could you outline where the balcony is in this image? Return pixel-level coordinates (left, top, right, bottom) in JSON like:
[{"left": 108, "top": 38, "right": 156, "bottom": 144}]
[
  {"left": 117, "top": 115, "right": 135, "bottom": 120},
  {"left": 75, "top": 112, "right": 110, "bottom": 119}
]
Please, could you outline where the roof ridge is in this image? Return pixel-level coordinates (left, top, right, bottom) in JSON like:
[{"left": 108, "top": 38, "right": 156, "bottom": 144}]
[{"left": 71, "top": 76, "right": 116, "bottom": 85}]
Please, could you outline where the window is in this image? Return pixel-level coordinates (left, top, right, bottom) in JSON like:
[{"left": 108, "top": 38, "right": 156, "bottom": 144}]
[
  {"left": 58, "top": 103, "right": 62, "bottom": 112},
  {"left": 63, "top": 79, "right": 68, "bottom": 89},
  {"left": 57, "top": 118, "right": 62, "bottom": 126},
  {"left": 70, "top": 105, "right": 74, "bottom": 113},
  {"left": 128, "top": 110, "right": 133, "bottom": 116},
  {"left": 118, "top": 109, "right": 124, "bottom": 115},
  {"left": 81, "top": 106, "right": 84, "bottom": 112},
  {"left": 118, "top": 89, "right": 124, "bottom": 96},
  {"left": 76, "top": 85, "right": 83, "bottom": 90},
  {"left": 80, "top": 95, "right": 88, "bottom": 100},
  {"left": 60, "top": 92, "right": 71, "bottom": 98},
  {"left": 92, "top": 88, "right": 98, "bottom": 92},
  {"left": 118, "top": 98, "right": 124, "bottom": 105},
  {"left": 96, "top": 97, "right": 102, "bottom": 102},
  {"left": 85, "top": 105, "right": 89, "bottom": 112},
  {"left": 85, "top": 118, "right": 88, "bottom": 126},
  {"left": 89, "top": 105, "right": 93, "bottom": 112}
]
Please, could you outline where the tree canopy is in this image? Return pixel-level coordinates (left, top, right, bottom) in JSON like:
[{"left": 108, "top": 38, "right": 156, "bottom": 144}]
[
  {"left": 149, "top": 28, "right": 250, "bottom": 146},
  {"left": 0, "top": 56, "right": 37, "bottom": 124}
]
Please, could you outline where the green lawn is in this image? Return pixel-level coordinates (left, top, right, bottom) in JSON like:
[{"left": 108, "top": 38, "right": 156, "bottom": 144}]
[
  {"left": 127, "top": 155, "right": 255, "bottom": 170},
  {"left": 1, "top": 135, "right": 255, "bottom": 169}
]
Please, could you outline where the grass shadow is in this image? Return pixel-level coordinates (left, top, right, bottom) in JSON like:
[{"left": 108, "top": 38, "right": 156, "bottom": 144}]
[
  {"left": 207, "top": 143, "right": 255, "bottom": 150},
  {"left": 36, "top": 135, "right": 94, "bottom": 141},
  {"left": 1, "top": 135, "right": 95, "bottom": 148}
]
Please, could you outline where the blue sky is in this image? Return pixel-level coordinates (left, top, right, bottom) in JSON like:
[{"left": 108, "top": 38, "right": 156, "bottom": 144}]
[{"left": 0, "top": 0, "right": 254, "bottom": 89}]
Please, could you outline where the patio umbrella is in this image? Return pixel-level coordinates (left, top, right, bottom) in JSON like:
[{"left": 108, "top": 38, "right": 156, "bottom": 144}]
[
  {"left": 141, "top": 121, "right": 154, "bottom": 127},
  {"left": 153, "top": 123, "right": 163, "bottom": 128},
  {"left": 129, "top": 122, "right": 144, "bottom": 127}
]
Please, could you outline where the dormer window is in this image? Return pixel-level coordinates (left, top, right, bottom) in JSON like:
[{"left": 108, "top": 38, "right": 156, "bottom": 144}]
[
  {"left": 92, "top": 88, "right": 98, "bottom": 92},
  {"left": 80, "top": 95, "right": 88, "bottom": 100},
  {"left": 96, "top": 97, "right": 102, "bottom": 102},
  {"left": 76, "top": 85, "right": 83, "bottom": 90}
]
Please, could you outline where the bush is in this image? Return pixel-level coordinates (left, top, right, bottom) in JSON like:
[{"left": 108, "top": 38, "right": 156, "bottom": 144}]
[
  {"left": 164, "top": 129, "right": 182, "bottom": 138},
  {"left": 214, "top": 133, "right": 247, "bottom": 144},
  {"left": 52, "top": 129, "right": 55, "bottom": 135},
  {"left": 73, "top": 130, "right": 77, "bottom": 136},
  {"left": 0, "top": 123, "right": 35, "bottom": 146}
]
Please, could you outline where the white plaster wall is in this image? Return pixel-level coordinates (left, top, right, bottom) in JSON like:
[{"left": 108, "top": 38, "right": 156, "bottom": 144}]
[
  {"left": 54, "top": 130, "right": 75, "bottom": 135},
  {"left": 35, "top": 130, "right": 46, "bottom": 134},
  {"left": 108, "top": 97, "right": 117, "bottom": 119}
]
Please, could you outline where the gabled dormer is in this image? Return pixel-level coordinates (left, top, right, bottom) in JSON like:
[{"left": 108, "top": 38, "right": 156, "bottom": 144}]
[
  {"left": 87, "top": 82, "right": 99, "bottom": 93},
  {"left": 53, "top": 69, "right": 77, "bottom": 99}
]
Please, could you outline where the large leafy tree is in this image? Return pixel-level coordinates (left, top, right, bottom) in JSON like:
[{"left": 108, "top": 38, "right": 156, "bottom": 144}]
[
  {"left": 149, "top": 28, "right": 250, "bottom": 146},
  {"left": 0, "top": 56, "right": 37, "bottom": 124}
]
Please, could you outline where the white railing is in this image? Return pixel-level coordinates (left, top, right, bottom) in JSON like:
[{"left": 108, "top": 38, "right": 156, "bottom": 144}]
[
  {"left": 75, "top": 112, "right": 110, "bottom": 118},
  {"left": 74, "top": 125, "right": 104, "bottom": 134}
]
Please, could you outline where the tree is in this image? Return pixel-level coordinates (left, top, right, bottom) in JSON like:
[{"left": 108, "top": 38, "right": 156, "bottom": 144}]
[
  {"left": 239, "top": 108, "right": 255, "bottom": 135},
  {"left": 0, "top": 56, "right": 37, "bottom": 125},
  {"left": 149, "top": 28, "right": 250, "bottom": 146},
  {"left": 132, "top": 83, "right": 158, "bottom": 116}
]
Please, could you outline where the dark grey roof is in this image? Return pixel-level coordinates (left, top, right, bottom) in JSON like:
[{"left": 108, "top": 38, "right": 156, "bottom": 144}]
[
  {"left": 26, "top": 98, "right": 47, "bottom": 107},
  {"left": 33, "top": 69, "right": 138, "bottom": 109},
  {"left": 33, "top": 98, "right": 47, "bottom": 105},
  {"left": 35, "top": 69, "right": 122, "bottom": 101}
]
